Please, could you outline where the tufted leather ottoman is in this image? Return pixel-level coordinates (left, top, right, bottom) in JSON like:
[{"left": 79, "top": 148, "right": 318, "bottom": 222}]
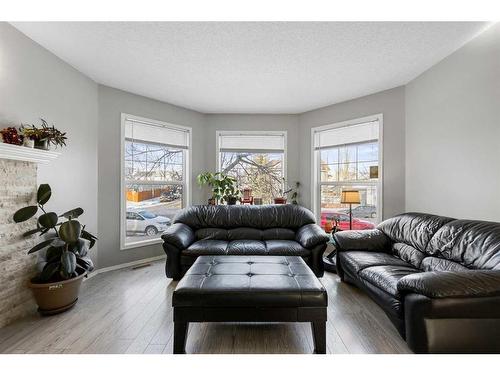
[{"left": 172, "top": 255, "right": 328, "bottom": 353}]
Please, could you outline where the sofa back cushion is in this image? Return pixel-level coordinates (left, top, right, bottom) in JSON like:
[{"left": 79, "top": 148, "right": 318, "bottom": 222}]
[
  {"left": 391, "top": 243, "right": 425, "bottom": 268},
  {"left": 377, "top": 212, "right": 455, "bottom": 252},
  {"left": 427, "top": 220, "right": 500, "bottom": 270},
  {"left": 194, "top": 227, "right": 297, "bottom": 241},
  {"left": 174, "top": 204, "right": 316, "bottom": 230}
]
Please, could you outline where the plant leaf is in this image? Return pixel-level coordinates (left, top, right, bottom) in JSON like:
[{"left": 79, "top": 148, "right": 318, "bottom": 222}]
[
  {"left": 37, "top": 184, "right": 52, "bottom": 205},
  {"left": 81, "top": 230, "right": 98, "bottom": 249},
  {"left": 27, "top": 237, "right": 57, "bottom": 254},
  {"left": 23, "top": 226, "right": 44, "bottom": 237},
  {"left": 59, "top": 220, "right": 81, "bottom": 243},
  {"left": 39, "top": 262, "right": 60, "bottom": 282},
  {"left": 75, "top": 238, "right": 90, "bottom": 256},
  {"left": 13, "top": 206, "right": 38, "bottom": 223},
  {"left": 45, "top": 246, "right": 63, "bottom": 263},
  {"left": 60, "top": 207, "right": 84, "bottom": 219},
  {"left": 38, "top": 212, "right": 58, "bottom": 229},
  {"left": 61, "top": 251, "right": 76, "bottom": 276},
  {"left": 76, "top": 256, "right": 94, "bottom": 272}
]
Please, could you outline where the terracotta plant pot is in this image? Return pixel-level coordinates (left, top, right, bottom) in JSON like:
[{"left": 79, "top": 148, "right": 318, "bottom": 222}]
[
  {"left": 274, "top": 197, "right": 287, "bottom": 204},
  {"left": 28, "top": 270, "right": 86, "bottom": 315}
]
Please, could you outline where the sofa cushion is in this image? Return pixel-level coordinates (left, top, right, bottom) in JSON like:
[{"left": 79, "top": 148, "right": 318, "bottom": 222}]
[
  {"left": 391, "top": 243, "right": 425, "bottom": 268},
  {"left": 184, "top": 240, "right": 229, "bottom": 256},
  {"left": 420, "top": 257, "right": 469, "bottom": 272},
  {"left": 227, "top": 240, "right": 267, "bottom": 255},
  {"left": 228, "top": 227, "right": 263, "bottom": 240},
  {"left": 377, "top": 212, "right": 454, "bottom": 252},
  {"left": 195, "top": 228, "right": 229, "bottom": 241},
  {"left": 359, "top": 265, "right": 421, "bottom": 298},
  {"left": 339, "top": 251, "right": 410, "bottom": 274},
  {"left": 262, "top": 228, "right": 296, "bottom": 241},
  {"left": 265, "top": 240, "right": 309, "bottom": 256},
  {"left": 427, "top": 220, "right": 500, "bottom": 270}
]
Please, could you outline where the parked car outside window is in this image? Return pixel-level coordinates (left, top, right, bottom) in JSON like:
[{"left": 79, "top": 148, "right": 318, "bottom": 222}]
[{"left": 126, "top": 210, "right": 172, "bottom": 236}]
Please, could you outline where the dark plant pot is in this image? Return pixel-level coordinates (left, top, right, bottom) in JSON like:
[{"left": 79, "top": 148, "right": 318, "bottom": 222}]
[
  {"left": 28, "top": 270, "right": 86, "bottom": 315},
  {"left": 274, "top": 197, "right": 287, "bottom": 204},
  {"left": 208, "top": 198, "right": 216, "bottom": 205},
  {"left": 227, "top": 197, "right": 238, "bottom": 205},
  {"left": 34, "top": 139, "right": 49, "bottom": 150}
]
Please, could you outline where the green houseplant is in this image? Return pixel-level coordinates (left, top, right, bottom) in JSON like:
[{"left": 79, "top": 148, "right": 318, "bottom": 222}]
[
  {"left": 13, "top": 184, "right": 97, "bottom": 314},
  {"left": 21, "top": 119, "right": 67, "bottom": 150},
  {"left": 197, "top": 172, "right": 241, "bottom": 205},
  {"left": 274, "top": 179, "right": 300, "bottom": 205}
]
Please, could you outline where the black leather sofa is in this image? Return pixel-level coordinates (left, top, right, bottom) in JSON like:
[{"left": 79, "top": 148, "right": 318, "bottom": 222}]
[
  {"left": 334, "top": 212, "right": 500, "bottom": 353},
  {"left": 161, "top": 205, "right": 330, "bottom": 280}
]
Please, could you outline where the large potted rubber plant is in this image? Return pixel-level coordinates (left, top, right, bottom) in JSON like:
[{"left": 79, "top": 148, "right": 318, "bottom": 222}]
[{"left": 13, "top": 184, "right": 97, "bottom": 315}]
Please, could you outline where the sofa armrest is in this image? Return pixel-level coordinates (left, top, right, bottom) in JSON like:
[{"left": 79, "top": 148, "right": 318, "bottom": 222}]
[
  {"left": 333, "top": 229, "right": 390, "bottom": 253},
  {"left": 295, "top": 224, "right": 330, "bottom": 248},
  {"left": 398, "top": 270, "right": 500, "bottom": 298},
  {"left": 161, "top": 223, "right": 195, "bottom": 249}
]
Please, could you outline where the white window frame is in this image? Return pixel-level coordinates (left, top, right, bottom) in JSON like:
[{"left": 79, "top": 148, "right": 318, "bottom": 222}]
[
  {"left": 311, "top": 114, "right": 384, "bottom": 222},
  {"left": 120, "top": 113, "right": 192, "bottom": 250},
  {"left": 216, "top": 130, "right": 288, "bottom": 192}
]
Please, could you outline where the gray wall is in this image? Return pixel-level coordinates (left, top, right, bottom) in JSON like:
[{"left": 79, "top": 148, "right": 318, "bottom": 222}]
[
  {"left": 0, "top": 23, "right": 99, "bottom": 265},
  {"left": 298, "top": 87, "right": 406, "bottom": 219},
  {"left": 405, "top": 23, "right": 500, "bottom": 221},
  {"left": 204, "top": 114, "right": 300, "bottom": 202},
  {"left": 97, "top": 85, "right": 206, "bottom": 268}
]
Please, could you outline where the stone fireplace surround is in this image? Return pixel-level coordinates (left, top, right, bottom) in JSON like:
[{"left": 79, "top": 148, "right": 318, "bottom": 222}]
[{"left": 0, "top": 144, "right": 60, "bottom": 327}]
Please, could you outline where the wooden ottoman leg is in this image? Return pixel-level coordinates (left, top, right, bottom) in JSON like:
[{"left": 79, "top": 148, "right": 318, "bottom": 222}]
[
  {"left": 311, "top": 321, "right": 326, "bottom": 354},
  {"left": 173, "top": 321, "right": 189, "bottom": 354}
]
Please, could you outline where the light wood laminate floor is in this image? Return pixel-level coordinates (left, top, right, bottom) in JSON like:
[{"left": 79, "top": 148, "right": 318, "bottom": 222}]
[{"left": 0, "top": 260, "right": 411, "bottom": 354}]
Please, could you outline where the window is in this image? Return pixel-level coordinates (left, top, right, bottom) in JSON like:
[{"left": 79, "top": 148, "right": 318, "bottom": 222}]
[
  {"left": 121, "top": 114, "right": 191, "bottom": 249},
  {"left": 217, "top": 131, "right": 286, "bottom": 204},
  {"left": 312, "top": 116, "right": 382, "bottom": 230}
]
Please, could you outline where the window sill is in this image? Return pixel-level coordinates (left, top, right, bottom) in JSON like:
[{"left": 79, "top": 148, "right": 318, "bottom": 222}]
[{"left": 121, "top": 237, "right": 163, "bottom": 251}]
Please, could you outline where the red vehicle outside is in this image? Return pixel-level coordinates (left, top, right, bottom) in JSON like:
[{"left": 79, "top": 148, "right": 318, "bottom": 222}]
[{"left": 320, "top": 210, "right": 376, "bottom": 231}]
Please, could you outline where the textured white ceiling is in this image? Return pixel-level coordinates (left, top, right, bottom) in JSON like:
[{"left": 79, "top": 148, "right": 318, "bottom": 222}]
[{"left": 11, "top": 22, "right": 488, "bottom": 114}]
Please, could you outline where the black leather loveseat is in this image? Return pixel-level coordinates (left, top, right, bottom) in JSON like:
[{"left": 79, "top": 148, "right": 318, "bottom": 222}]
[
  {"left": 161, "top": 205, "right": 329, "bottom": 280},
  {"left": 334, "top": 212, "right": 500, "bottom": 353}
]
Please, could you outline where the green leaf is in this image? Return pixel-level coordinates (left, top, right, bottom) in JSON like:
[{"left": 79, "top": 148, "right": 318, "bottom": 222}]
[
  {"left": 59, "top": 220, "right": 81, "bottom": 243},
  {"left": 39, "top": 262, "right": 60, "bottom": 283},
  {"left": 74, "top": 238, "right": 90, "bottom": 256},
  {"left": 38, "top": 212, "right": 58, "bottom": 229},
  {"left": 13, "top": 206, "right": 38, "bottom": 223},
  {"left": 81, "top": 230, "right": 98, "bottom": 249},
  {"left": 23, "top": 226, "right": 44, "bottom": 237},
  {"left": 61, "top": 251, "right": 76, "bottom": 276},
  {"left": 46, "top": 246, "right": 63, "bottom": 263},
  {"left": 60, "top": 207, "right": 84, "bottom": 219},
  {"left": 27, "top": 238, "right": 57, "bottom": 254},
  {"left": 37, "top": 184, "right": 51, "bottom": 205},
  {"left": 76, "top": 256, "right": 94, "bottom": 272}
]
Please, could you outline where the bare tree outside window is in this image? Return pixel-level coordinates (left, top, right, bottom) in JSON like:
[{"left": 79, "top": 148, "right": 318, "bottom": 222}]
[{"left": 220, "top": 152, "right": 284, "bottom": 204}]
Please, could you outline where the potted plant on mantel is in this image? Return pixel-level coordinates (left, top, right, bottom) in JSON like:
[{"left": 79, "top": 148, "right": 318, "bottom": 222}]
[
  {"left": 13, "top": 184, "right": 97, "bottom": 315},
  {"left": 21, "top": 119, "right": 67, "bottom": 150},
  {"left": 274, "top": 179, "right": 300, "bottom": 205},
  {"left": 197, "top": 171, "right": 241, "bottom": 205}
]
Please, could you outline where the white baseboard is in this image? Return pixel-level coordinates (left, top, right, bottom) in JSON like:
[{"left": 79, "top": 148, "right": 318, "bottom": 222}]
[{"left": 85, "top": 254, "right": 166, "bottom": 280}]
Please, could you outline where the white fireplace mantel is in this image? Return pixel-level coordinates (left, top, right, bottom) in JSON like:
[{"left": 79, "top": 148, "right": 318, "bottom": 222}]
[{"left": 0, "top": 142, "right": 60, "bottom": 164}]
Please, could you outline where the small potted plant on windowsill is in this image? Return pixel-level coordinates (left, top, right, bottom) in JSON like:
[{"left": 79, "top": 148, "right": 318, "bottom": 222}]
[
  {"left": 13, "top": 184, "right": 97, "bottom": 315},
  {"left": 274, "top": 179, "right": 300, "bottom": 205}
]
